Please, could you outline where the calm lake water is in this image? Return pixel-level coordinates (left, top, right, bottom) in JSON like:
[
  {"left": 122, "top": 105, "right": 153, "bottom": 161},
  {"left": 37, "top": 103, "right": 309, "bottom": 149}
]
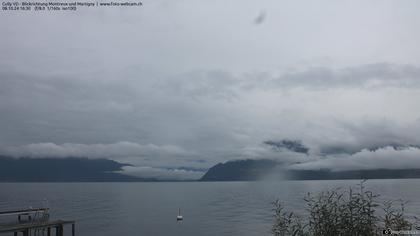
[{"left": 1, "top": 179, "right": 420, "bottom": 236}]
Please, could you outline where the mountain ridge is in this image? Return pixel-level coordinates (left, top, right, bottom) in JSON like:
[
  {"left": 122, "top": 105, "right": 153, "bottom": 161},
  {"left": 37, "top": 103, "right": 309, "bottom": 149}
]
[
  {"left": 200, "top": 159, "right": 420, "bottom": 181},
  {"left": 0, "top": 156, "right": 151, "bottom": 182}
]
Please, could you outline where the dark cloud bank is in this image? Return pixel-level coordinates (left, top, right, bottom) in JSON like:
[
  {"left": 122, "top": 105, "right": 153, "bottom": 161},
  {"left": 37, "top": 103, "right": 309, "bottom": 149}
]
[{"left": 1, "top": 62, "right": 420, "bottom": 180}]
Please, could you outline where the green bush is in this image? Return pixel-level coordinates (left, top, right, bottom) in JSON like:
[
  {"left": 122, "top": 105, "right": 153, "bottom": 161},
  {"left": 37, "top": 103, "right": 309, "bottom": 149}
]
[{"left": 272, "top": 181, "right": 418, "bottom": 236}]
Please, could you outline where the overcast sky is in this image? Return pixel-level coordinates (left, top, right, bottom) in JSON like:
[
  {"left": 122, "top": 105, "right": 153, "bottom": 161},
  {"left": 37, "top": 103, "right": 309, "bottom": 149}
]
[{"left": 1, "top": 0, "right": 420, "bottom": 179}]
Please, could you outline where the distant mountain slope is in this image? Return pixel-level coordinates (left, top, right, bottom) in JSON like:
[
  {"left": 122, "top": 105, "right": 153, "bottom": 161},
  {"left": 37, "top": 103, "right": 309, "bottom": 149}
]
[
  {"left": 0, "top": 156, "right": 149, "bottom": 182},
  {"left": 200, "top": 159, "right": 278, "bottom": 181},
  {"left": 200, "top": 159, "right": 420, "bottom": 181},
  {"left": 286, "top": 169, "right": 420, "bottom": 180}
]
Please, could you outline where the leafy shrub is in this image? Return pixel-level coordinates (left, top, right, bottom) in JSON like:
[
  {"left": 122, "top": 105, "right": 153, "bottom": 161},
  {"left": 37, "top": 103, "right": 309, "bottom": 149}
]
[{"left": 272, "top": 181, "right": 418, "bottom": 236}]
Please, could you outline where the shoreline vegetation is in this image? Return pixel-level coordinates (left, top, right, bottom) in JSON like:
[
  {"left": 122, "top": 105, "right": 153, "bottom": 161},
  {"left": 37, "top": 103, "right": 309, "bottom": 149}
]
[{"left": 272, "top": 181, "right": 419, "bottom": 236}]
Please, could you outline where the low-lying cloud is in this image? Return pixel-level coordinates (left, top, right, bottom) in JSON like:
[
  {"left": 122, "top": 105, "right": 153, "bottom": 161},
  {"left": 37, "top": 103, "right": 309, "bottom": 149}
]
[
  {"left": 121, "top": 166, "right": 204, "bottom": 180},
  {"left": 264, "top": 140, "right": 309, "bottom": 154},
  {"left": 289, "top": 146, "right": 420, "bottom": 171}
]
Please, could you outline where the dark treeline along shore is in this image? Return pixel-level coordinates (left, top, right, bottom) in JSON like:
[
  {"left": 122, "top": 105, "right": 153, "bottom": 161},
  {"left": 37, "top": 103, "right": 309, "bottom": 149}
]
[{"left": 2, "top": 156, "right": 420, "bottom": 182}]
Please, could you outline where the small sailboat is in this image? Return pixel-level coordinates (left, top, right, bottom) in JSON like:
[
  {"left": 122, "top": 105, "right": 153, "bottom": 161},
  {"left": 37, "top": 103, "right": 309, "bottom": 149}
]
[{"left": 176, "top": 208, "right": 183, "bottom": 221}]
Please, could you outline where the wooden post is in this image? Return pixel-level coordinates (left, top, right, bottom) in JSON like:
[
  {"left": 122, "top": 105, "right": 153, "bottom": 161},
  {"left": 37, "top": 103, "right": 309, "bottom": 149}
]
[
  {"left": 59, "top": 225, "right": 64, "bottom": 236},
  {"left": 55, "top": 225, "right": 63, "bottom": 236},
  {"left": 72, "top": 223, "right": 75, "bottom": 236},
  {"left": 47, "top": 227, "right": 51, "bottom": 236},
  {"left": 14, "top": 232, "right": 18, "bottom": 236}
]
